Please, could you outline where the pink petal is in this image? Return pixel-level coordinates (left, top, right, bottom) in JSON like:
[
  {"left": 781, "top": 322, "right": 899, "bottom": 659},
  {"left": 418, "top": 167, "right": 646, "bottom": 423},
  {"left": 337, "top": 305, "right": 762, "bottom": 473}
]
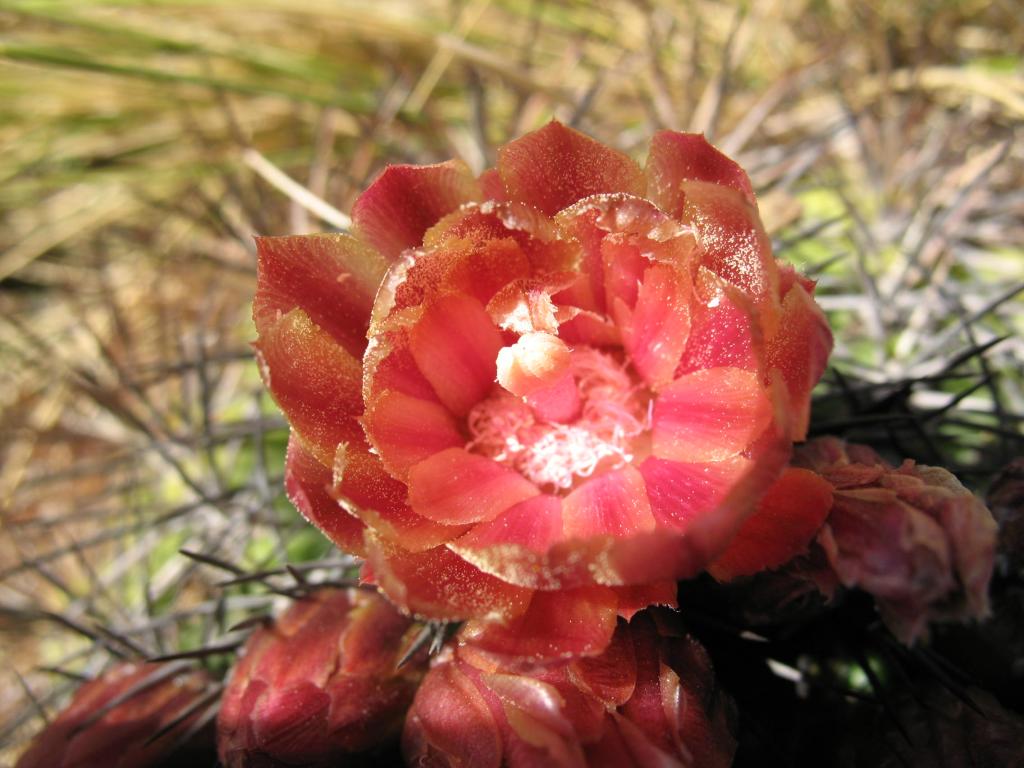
[
  {"left": 333, "top": 443, "right": 467, "bottom": 552},
  {"left": 498, "top": 121, "right": 645, "bottom": 216},
  {"left": 454, "top": 494, "right": 564, "bottom": 553},
  {"left": 562, "top": 466, "right": 657, "bottom": 539},
  {"left": 568, "top": 620, "right": 638, "bottom": 707},
  {"left": 254, "top": 234, "right": 386, "bottom": 357},
  {"left": 639, "top": 455, "right": 753, "bottom": 532},
  {"left": 351, "top": 160, "right": 481, "bottom": 261},
  {"left": 402, "top": 662, "right": 502, "bottom": 768},
  {"left": 681, "top": 180, "right": 777, "bottom": 305},
  {"left": 410, "top": 294, "right": 504, "bottom": 416},
  {"left": 708, "top": 467, "right": 834, "bottom": 580},
  {"left": 363, "top": 389, "right": 464, "bottom": 478},
  {"left": 363, "top": 334, "right": 443, "bottom": 403},
  {"left": 616, "top": 263, "right": 691, "bottom": 388},
  {"left": 447, "top": 496, "right": 565, "bottom": 590},
  {"left": 645, "top": 131, "right": 755, "bottom": 216},
  {"left": 408, "top": 448, "right": 539, "bottom": 525},
  {"left": 651, "top": 367, "right": 772, "bottom": 463},
  {"left": 365, "top": 534, "right": 531, "bottom": 622},
  {"left": 479, "top": 167, "right": 507, "bottom": 202},
  {"left": 285, "top": 434, "right": 366, "bottom": 557},
  {"left": 676, "top": 271, "right": 760, "bottom": 375},
  {"left": 254, "top": 309, "right": 363, "bottom": 466},
  {"left": 765, "top": 283, "right": 833, "bottom": 440},
  {"left": 462, "top": 586, "right": 619, "bottom": 661}
]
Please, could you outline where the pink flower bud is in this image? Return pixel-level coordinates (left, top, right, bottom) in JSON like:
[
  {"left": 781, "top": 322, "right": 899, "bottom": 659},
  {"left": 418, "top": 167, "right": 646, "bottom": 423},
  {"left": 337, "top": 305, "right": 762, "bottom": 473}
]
[
  {"left": 795, "top": 437, "right": 998, "bottom": 643},
  {"left": 216, "top": 588, "right": 426, "bottom": 767},
  {"left": 15, "top": 662, "right": 214, "bottom": 768},
  {"left": 403, "top": 608, "right": 736, "bottom": 768}
]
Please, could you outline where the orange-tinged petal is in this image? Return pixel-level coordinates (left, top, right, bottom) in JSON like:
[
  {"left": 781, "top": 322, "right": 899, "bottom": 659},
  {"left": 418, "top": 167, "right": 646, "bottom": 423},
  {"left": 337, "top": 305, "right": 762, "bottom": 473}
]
[
  {"left": 366, "top": 534, "right": 531, "bottom": 622},
  {"left": 254, "top": 233, "right": 386, "bottom": 357},
  {"left": 498, "top": 121, "right": 645, "bottom": 216},
  {"left": 639, "top": 455, "right": 753, "bottom": 532},
  {"left": 617, "top": 263, "right": 691, "bottom": 388},
  {"left": 651, "top": 367, "right": 772, "bottom": 463},
  {"left": 452, "top": 494, "right": 564, "bottom": 553},
  {"left": 362, "top": 389, "right": 464, "bottom": 478},
  {"left": 765, "top": 283, "right": 833, "bottom": 440},
  {"left": 333, "top": 443, "right": 466, "bottom": 552},
  {"left": 645, "top": 131, "right": 756, "bottom": 216},
  {"left": 568, "top": 619, "right": 637, "bottom": 707},
  {"left": 408, "top": 448, "right": 540, "bottom": 525},
  {"left": 677, "top": 272, "right": 761, "bottom": 375},
  {"left": 462, "top": 586, "right": 619, "bottom": 661},
  {"left": 352, "top": 159, "right": 481, "bottom": 260},
  {"left": 410, "top": 294, "right": 504, "bottom": 416},
  {"left": 285, "top": 434, "right": 366, "bottom": 557},
  {"left": 562, "top": 466, "right": 657, "bottom": 539},
  {"left": 708, "top": 467, "right": 834, "bottom": 580},
  {"left": 681, "top": 180, "right": 778, "bottom": 305},
  {"left": 254, "top": 309, "right": 363, "bottom": 466}
]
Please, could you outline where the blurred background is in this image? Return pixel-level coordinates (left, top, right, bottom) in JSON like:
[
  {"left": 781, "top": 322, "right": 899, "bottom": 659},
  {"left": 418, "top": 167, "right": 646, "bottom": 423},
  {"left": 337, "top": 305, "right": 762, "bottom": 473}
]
[{"left": 1, "top": 0, "right": 1022, "bottom": 764}]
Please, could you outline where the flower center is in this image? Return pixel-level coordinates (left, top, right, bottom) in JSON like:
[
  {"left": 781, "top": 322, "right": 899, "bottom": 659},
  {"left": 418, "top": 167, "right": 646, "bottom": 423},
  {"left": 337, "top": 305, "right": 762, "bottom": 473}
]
[{"left": 467, "top": 347, "right": 649, "bottom": 492}]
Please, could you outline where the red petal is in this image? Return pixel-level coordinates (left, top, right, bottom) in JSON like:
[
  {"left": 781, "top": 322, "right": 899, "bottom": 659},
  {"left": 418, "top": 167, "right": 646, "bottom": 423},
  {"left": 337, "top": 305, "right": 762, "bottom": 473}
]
[
  {"left": 646, "top": 131, "right": 756, "bottom": 216},
  {"left": 568, "top": 619, "right": 638, "bottom": 707},
  {"left": 677, "top": 271, "right": 761, "bottom": 376},
  {"left": 498, "top": 121, "right": 644, "bottom": 216},
  {"left": 651, "top": 367, "right": 772, "bottom": 463},
  {"left": 453, "top": 494, "right": 564, "bottom": 553},
  {"left": 333, "top": 443, "right": 466, "bottom": 552},
  {"left": 363, "top": 389, "right": 464, "bottom": 478},
  {"left": 681, "top": 180, "right": 777, "bottom": 305},
  {"left": 617, "top": 263, "right": 691, "bottom": 388},
  {"left": 403, "top": 662, "right": 502, "bottom": 768},
  {"left": 562, "top": 466, "right": 656, "bottom": 539},
  {"left": 708, "top": 467, "right": 834, "bottom": 580},
  {"left": 364, "top": 334, "right": 443, "bottom": 403},
  {"left": 462, "top": 586, "right": 619, "bottom": 661},
  {"left": 254, "top": 234, "right": 386, "bottom": 357},
  {"left": 255, "top": 309, "right": 363, "bottom": 466},
  {"left": 639, "top": 455, "right": 753, "bottom": 532},
  {"left": 410, "top": 294, "right": 504, "bottom": 416},
  {"left": 408, "top": 448, "right": 540, "bottom": 525},
  {"left": 285, "top": 434, "right": 366, "bottom": 557},
  {"left": 479, "top": 168, "right": 507, "bottom": 202},
  {"left": 447, "top": 495, "right": 565, "bottom": 589},
  {"left": 352, "top": 160, "right": 481, "bottom": 260},
  {"left": 765, "top": 284, "right": 832, "bottom": 440},
  {"left": 366, "top": 535, "right": 531, "bottom": 622}
]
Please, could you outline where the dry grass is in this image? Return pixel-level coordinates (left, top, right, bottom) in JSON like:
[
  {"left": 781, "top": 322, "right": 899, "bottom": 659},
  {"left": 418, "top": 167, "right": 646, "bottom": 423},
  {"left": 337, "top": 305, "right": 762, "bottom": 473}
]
[{"left": 0, "top": 0, "right": 1021, "bottom": 762}]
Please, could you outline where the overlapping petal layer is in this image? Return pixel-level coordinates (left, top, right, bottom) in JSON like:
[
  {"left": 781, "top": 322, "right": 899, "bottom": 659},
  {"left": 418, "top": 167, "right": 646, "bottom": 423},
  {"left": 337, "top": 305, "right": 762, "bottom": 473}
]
[
  {"left": 216, "top": 588, "right": 426, "bottom": 767},
  {"left": 15, "top": 663, "right": 213, "bottom": 768},
  {"left": 793, "top": 437, "right": 998, "bottom": 644},
  {"left": 254, "top": 121, "right": 833, "bottom": 642},
  {"left": 403, "top": 609, "right": 737, "bottom": 768}
]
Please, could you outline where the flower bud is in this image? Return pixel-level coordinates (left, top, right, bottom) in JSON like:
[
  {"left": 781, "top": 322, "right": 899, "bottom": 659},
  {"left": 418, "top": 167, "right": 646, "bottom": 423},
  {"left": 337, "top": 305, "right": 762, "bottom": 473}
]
[
  {"left": 15, "top": 662, "right": 214, "bottom": 768},
  {"left": 795, "top": 437, "right": 998, "bottom": 644},
  {"left": 403, "top": 608, "right": 736, "bottom": 768},
  {"left": 217, "top": 588, "right": 427, "bottom": 767}
]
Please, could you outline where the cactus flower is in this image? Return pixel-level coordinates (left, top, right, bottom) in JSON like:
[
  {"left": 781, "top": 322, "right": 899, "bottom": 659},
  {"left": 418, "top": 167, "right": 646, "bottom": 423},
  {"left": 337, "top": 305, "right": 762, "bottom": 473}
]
[
  {"left": 216, "top": 587, "right": 426, "bottom": 767},
  {"left": 15, "top": 662, "right": 213, "bottom": 768},
  {"left": 794, "top": 437, "right": 998, "bottom": 644},
  {"left": 403, "top": 608, "right": 737, "bottom": 768},
  {"left": 255, "top": 121, "right": 831, "bottom": 649}
]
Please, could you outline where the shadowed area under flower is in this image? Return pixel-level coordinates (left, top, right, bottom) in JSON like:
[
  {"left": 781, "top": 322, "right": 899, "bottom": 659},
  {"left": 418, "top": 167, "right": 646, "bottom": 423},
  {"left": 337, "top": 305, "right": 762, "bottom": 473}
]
[{"left": 253, "top": 121, "right": 832, "bottom": 648}]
